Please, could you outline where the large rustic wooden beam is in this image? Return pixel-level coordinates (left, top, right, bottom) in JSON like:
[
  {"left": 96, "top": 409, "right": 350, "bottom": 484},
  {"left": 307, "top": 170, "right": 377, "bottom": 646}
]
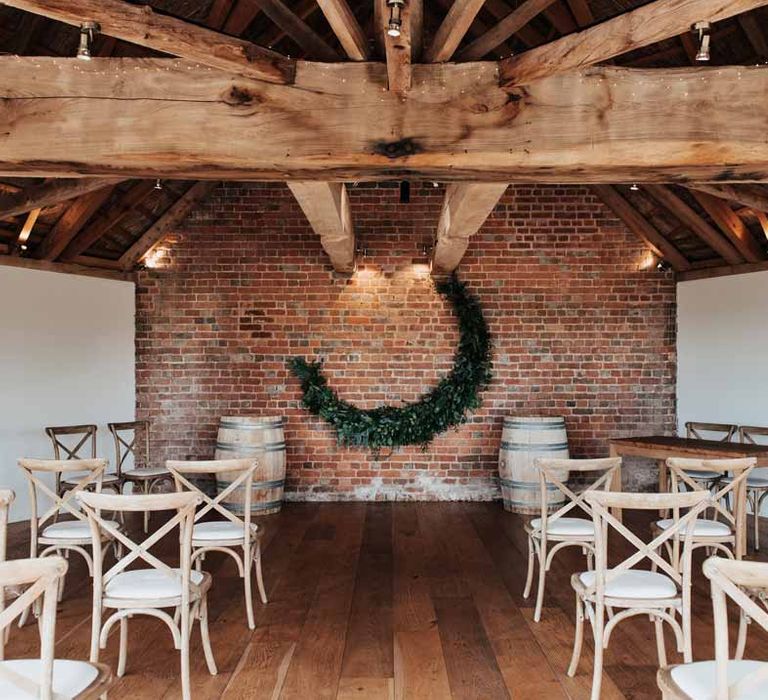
[
  {"left": 119, "top": 182, "right": 217, "bottom": 270},
  {"left": 59, "top": 180, "right": 156, "bottom": 261},
  {"left": 593, "top": 185, "right": 691, "bottom": 271},
  {"left": 690, "top": 190, "right": 766, "bottom": 262},
  {"left": 2, "top": 0, "right": 294, "bottom": 84},
  {"left": 677, "top": 259, "right": 768, "bottom": 282},
  {"left": 376, "top": 0, "right": 423, "bottom": 92},
  {"left": 644, "top": 185, "right": 743, "bottom": 264},
  {"left": 315, "top": 0, "right": 369, "bottom": 60},
  {"left": 287, "top": 182, "right": 356, "bottom": 273},
  {"left": 0, "top": 177, "right": 121, "bottom": 218},
  {"left": 432, "top": 183, "right": 508, "bottom": 272},
  {"left": 457, "top": 0, "right": 558, "bottom": 61},
  {"left": 1, "top": 59, "right": 768, "bottom": 183},
  {"left": 35, "top": 185, "right": 116, "bottom": 261},
  {"left": 686, "top": 184, "right": 768, "bottom": 215},
  {"left": 0, "top": 253, "right": 135, "bottom": 281},
  {"left": 425, "top": 0, "right": 488, "bottom": 62},
  {"left": 500, "top": 0, "right": 768, "bottom": 86}
]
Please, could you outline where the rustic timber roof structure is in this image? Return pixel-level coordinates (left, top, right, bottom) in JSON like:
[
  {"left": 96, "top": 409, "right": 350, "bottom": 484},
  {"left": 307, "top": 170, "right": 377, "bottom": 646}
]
[{"left": 0, "top": 0, "right": 767, "bottom": 281}]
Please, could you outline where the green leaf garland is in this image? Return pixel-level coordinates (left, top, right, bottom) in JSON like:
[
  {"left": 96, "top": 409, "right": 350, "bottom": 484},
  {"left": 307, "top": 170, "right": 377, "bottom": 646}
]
[{"left": 289, "top": 274, "right": 492, "bottom": 451}]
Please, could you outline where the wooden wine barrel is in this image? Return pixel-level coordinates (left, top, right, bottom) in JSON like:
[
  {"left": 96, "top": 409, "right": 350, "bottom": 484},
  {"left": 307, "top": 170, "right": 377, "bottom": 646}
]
[
  {"left": 498, "top": 416, "right": 569, "bottom": 514},
  {"left": 214, "top": 416, "right": 286, "bottom": 516}
]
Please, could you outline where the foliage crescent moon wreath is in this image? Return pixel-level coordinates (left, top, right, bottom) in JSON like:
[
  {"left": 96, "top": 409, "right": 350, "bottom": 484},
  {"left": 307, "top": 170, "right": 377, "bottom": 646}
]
[{"left": 289, "top": 275, "right": 493, "bottom": 452}]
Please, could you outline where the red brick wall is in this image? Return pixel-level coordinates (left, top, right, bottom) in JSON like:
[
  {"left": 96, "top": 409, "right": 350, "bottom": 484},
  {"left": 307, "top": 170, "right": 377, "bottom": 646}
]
[{"left": 135, "top": 182, "right": 676, "bottom": 500}]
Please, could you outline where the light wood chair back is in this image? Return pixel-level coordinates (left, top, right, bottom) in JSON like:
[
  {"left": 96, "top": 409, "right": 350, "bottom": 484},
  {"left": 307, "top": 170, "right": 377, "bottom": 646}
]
[
  {"left": 19, "top": 459, "right": 108, "bottom": 555},
  {"left": 685, "top": 422, "right": 737, "bottom": 442},
  {"left": 740, "top": 425, "right": 768, "bottom": 445},
  {"left": 703, "top": 558, "right": 768, "bottom": 699},
  {"left": 108, "top": 421, "right": 149, "bottom": 478},
  {"left": 0, "top": 556, "right": 66, "bottom": 692},
  {"left": 0, "top": 490, "right": 14, "bottom": 565},
  {"left": 167, "top": 459, "right": 257, "bottom": 530},
  {"left": 667, "top": 458, "right": 755, "bottom": 545},
  {"left": 534, "top": 457, "right": 621, "bottom": 532},
  {"left": 78, "top": 490, "right": 202, "bottom": 602},
  {"left": 45, "top": 424, "right": 99, "bottom": 495},
  {"left": 584, "top": 490, "right": 710, "bottom": 599}
]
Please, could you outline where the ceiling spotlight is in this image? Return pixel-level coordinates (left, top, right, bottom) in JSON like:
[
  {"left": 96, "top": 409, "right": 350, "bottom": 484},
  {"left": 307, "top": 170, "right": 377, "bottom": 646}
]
[
  {"left": 154, "top": 178, "right": 163, "bottom": 190},
  {"left": 77, "top": 22, "right": 99, "bottom": 61},
  {"left": 656, "top": 259, "right": 672, "bottom": 272},
  {"left": 630, "top": 183, "right": 640, "bottom": 191},
  {"left": 432, "top": 182, "right": 439, "bottom": 188},
  {"left": 692, "top": 21, "right": 711, "bottom": 62},
  {"left": 386, "top": 0, "right": 405, "bottom": 37}
]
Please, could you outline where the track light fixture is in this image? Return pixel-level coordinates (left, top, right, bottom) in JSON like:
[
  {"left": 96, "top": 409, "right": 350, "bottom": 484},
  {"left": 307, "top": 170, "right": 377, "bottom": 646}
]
[
  {"left": 386, "top": 0, "right": 405, "bottom": 38},
  {"left": 77, "top": 22, "right": 99, "bottom": 61},
  {"left": 630, "top": 183, "right": 640, "bottom": 191},
  {"left": 656, "top": 259, "right": 671, "bottom": 272},
  {"left": 692, "top": 21, "right": 711, "bottom": 62},
  {"left": 154, "top": 179, "right": 163, "bottom": 190}
]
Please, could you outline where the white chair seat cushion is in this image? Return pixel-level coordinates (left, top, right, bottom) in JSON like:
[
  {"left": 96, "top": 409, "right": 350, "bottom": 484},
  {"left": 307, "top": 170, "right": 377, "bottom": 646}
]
[
  {"left": 683, "top": 469, "right": 721, "bottom": 481},
  {"left": 105, "top": 568, "right": 204, "bottom": 600},
  {"left": 578, "top": 570, "right": 677, "bottom": 599},
  {"left": 530, "top": 517, "right": 594, "bottom": 537},
  {"left": 669, "top": 660, "right": 768, "bottom": 699},
  {"left": 42, "top": 520, "right": 118, "bottom": 539},
  {"left": 0, "top": 659, "right": 99, "bottom": 699},
  {"left": 123, "top": 467, "right": 170, "bottom": 479},
  {"left": 722, "top": 470, "right": 768, "bottom": 489},
  {"left": 193, "top": 521, "right": 253, "bottom": 541},
  {"left": 656, "top": 518, "right": 732, "bottom": 537}
]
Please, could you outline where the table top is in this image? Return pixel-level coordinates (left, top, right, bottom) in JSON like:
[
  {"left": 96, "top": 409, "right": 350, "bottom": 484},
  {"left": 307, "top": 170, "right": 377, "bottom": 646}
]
[{"left": 610, "top": 435, "right": 768, "bottom": 459}]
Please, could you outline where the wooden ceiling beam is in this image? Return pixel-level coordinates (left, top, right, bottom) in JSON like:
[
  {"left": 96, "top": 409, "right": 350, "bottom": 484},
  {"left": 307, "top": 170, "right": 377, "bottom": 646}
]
[
  {"left": 316, "top": 0, "right": 369, "bottom": 60},
  {"left": 287, "top": 182, "right": 355, "bottom": 273},
  {"left": 0, "top": 177, "right": 122, "bottom": 218},
  {"left": 738, "top": 13, "right": 768, "bottom": 57},
  {"left": 690, "top": 190, "right": 766, "bottom": 262},
  {"left": 2, "top": 60, "right": 768, "bottom": 183},
  {"left": 119, "top": 181, "right": 217, "bottom": 270},
  {"left": 430, "top": 0, "right": 518, "bottom": 57},
  {"left": 686, "top": 184, "right": 768, "bottom": 214},
  {"left": 375, "top": 0, "right": 423, "bottom": 92},
  {"left": 0, "top": 253, "right": 134, "bottom": 281},
  {"left": 425, "top": 0, "right": 487, "bottom": 62},
  {"left": 59, "top": 180, "right": 156, "bottom": 261},
  {"left": 457, "top": 0, "right": 558, "bottom": 61},
  {"left": 432, "top": 183, "right": 508, "bottom": 272},
  {"left": 500, "top": 0, "right": 768, "bottom": 86},
  {"left": 35, "top": 185, "right": 116, "bottom": 261},
  {"left": 248, "top": 0, "right": 340, "bottom": 61},
  {"left": 644, "top": 185, "right": 743, "bottom": 264},
  {"left": 593, "top": 185, "right": 691, "bottom": 271},
  {"left": 2, "top": 0, "right": 294, "bottom": 84},
  {"left": 12, "top": 207, "right": 41, "bottom": 255},
  {"left": 482, "top": 0, "right": 547, "bottom": 48},
  {"left": 565, "top": 0, "right": 593, "bottom": 27},
  {"left": 678, "top": 258, "right": 768, "bottom": 282}
]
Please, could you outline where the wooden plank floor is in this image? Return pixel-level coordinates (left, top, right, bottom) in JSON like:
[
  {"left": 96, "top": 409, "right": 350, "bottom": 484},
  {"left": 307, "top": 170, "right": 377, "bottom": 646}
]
[{"left": 6, "top": 502, "right": 768, "bottom": 699}]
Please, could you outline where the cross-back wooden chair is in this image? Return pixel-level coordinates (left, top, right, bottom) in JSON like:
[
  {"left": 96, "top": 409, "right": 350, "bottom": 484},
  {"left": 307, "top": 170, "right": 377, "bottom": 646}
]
[
  {"left": 653, "top": 458, "right": 755, "bottom": 564},
  {"left": 46, "top": 424, "right": 122, "bottom": 497},
  {"left": 78, "top": 490, "right": 217, "bottom": 700},
  {"left": 725, "top": 426, "right": 768, "bottom": 551},
  {"left": 658, "top": 557, "right": 768, "bottom": 699},
  {"left": 19, "top": 459, "right": 120, "bottom": 605},
  {"left": 683, "top": 422, "right": 739, "bottom": 491},
  {"left": 167, "top": 459, "right": 268, "bottom": 630},
  {"left": 0, "top": 556, "right": 112, "bottom": 699},
  {"left": 568, "top": 489, "right": 711, "bottom": 700},
  {"left": 108, "top": 420, "right": 172, "bottom": 532},
  {"left": 523, "top": 457, "right": 621, "bottom": 623}
]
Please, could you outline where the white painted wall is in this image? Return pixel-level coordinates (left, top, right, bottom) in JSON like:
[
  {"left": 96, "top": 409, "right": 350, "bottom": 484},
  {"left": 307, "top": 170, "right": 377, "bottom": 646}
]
[
  {"left": 0, "top": 267, "right": 135, "bottom": 521},
  {"left": 677, "top": 270, "right": 768, "bottom": 432}
]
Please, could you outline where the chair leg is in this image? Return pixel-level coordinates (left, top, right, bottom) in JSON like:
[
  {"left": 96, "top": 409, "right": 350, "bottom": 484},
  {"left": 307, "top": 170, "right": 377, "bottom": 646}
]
[
  {"left": 199, "top": 596, "right": 218, "bottom": 676},
  {"left": 567, "top": 593, "right": 584, "bottom": 677},
  {"left": 254, "top": 543, "right": 268, "bottom": 605},
  {"left": 653, "top": 616, "right": 667, "bottom": 668},
  {"left": 533, "top": 540, "right": 547, "bottom": 622},
  {"left": 736, "top": 611, "right": 749, "bottom": 660},
  {"left": 90, "top": 602, "right": 102, "bottom": 664},
  {"left": 180, "top": 607, "right": 191, "bottom": 700},
  {"left": 117, "top": 617, "right": 128, "bottom": 677},
  {"left": 523, "top": 535, "right": 535, "bottom": 599},
  {"left": 590, "top": 603, "right": 605, "bottom": 700},
  {"left": 243, "top": 557, "right": 255, "bottom": 630},
  {"left": 143, "top": 481, "right": 150, "bottom": 534}
]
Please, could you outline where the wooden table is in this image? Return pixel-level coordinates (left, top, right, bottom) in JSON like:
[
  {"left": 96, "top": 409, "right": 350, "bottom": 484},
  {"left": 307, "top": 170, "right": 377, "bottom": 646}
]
[{"left": 609, "top": 435, "right": 768, "bottom": 558}]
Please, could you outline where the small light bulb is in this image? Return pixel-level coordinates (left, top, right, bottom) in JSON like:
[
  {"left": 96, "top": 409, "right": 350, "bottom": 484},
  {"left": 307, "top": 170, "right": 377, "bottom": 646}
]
[{"left": 630, "top": 184, "right": 639, "bottom": 191}]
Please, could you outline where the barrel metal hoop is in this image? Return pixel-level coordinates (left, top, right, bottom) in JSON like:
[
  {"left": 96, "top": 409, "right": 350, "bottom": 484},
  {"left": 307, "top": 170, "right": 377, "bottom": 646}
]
[
  {"left": 228, "top": 500, "right": 283, "bottom": 513},
  {"left": 499, "top": 478, "right": 557, "bottom": 491},
  {"left": 503, "top": 420, "right": 566, "bottom": 430},
  {"left": 220, "top": 419, "right": 284, "bottom": 430},
  {"left": 216, "top": 478, "right": 286, "bottom": 490},
  {"left": 499, "top": 442, "right": 569, "bottom": 452},
  {"left": 215, "top": 441, "right": 286, "bottom": 453}
]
